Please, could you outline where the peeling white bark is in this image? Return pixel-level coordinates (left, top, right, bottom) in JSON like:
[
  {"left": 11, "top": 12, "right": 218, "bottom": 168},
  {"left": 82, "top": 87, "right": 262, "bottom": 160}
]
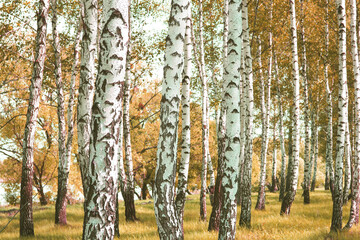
[
  {"left": 256, "top": 36, "right": 271, "bottom": 210},
  {"left": 51, "top": 0, "right": 71, "bottom": 225},
  {"left": 239, "top": 0, "right": 253, "bottom": 228},
  {"left": 218, "top": 0, "right": 242, "bottom": 238},
  {"left": 20, "top": 0, "right": 50, "bottom": 236},
  {"left": 345, "top": 0, "right": 360, "bottom": 229},
  {"left": 153, "top": 0, "right": 189, "bottom": 238},
  {"left": 271, "top": 113, "right": 278, "bottom": 192},
  {"left": 343, "top": 116, "right": 351, "bottom": 203},
  {"left": 78, "top": 0, "right": 98, "bottom": 198},
  {"left": 331, "top": 0, "right": 347, "bottom": 231},
  {"left": 280, "top": 0, "right": 301, "bottom": 216},
  {"left": 300, "top": 0, "right": 311, "bottom": 204},
  {"left": 237, "top": 43, "right": 246, "bottom": 205},
  {"left": 274, "top": 54, "right": 287, "bottom": 201},
  {"left": 82, "top": 0, "right": 129, "bottom": 238},
  {"left": 175, "top": 3, "right": 192, "bottom": 234},
  {"left": 324, "top": 0, "right": 334, "bottom": 195}
]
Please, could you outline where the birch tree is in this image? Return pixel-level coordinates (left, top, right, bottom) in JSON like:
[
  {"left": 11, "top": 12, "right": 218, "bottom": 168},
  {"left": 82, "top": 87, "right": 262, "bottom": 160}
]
[
  {"left": 82, "top": 0, "right": 129, "bottom": 238},
  {"left": 343, "top": 119, "right": 351, "bottom": 203},
  {"left": 286, "top": 109, "right": 293, "bottom": 194},
  {"left": 197, "top": 0, "right": 209, "bottom": 219},
  {"left": 275, "top": 54, "right": 287, "bottom": 201},
  {"left": 153, "top": 0, "right": 188, "bottom": 238},
  {"left": 208, "top": 108, "right": 226, "bottom": 231},
  {"left": 324, "top": 0, "right": 334, "bottom": 194},
  {"left": 308, "top": 109, "right": 315, "bottom": 194},
  {"left": 207, "top": 90, "right": 215, "bottom": 203},
  {"left": 255, "top": 38, "right": 269, "bottom": 210},
  {"left": 331, "top": 0, "right": 348, "bottom": 231},
  {"left": 51, "top": 0, "right": 79, "bottom": 225},
  {"left": 207, "top": 135, "right": 216, "bottom": 205},
  {"left": 175, "top": 3, "right": 192, "bottom": 234},
  {"left": 300, "top": 0, "right": 311, "bottom": 204},
  {"left": 218, "top": 0, "right": 241, "bottom": 237},
  {"left": 123, "top": 46, "right": 136, "bottom": 221},
  {"left": 19, "top": 0, "right": 49, "bottom": 236},
  {"left": 311, "top": 111, "right": 319, "bottom": 192},
  {"left": 208, "top": 0, "right": 228, "bottom": 231},
  {"left": 345, "top": 0, "right": 360, "bottom": 229},
  {"left": 237, "top": 46, "right": 246, "bottom": 205},
  {"left": 121, "top": 4, "right": 136, "bottom": 220},
  {"left": 77, "top": 0, "right": 98, "bottom": 199},
  {"left": 65, "top": 19, "right": 82, "bottom": 198},
  {"left": 271, "top": 115, "right": 278, "bottom": 192},
  {"left": 305, "top": 109, "right": 315, "bottom": 202},
  {"left": 257, "top": 0, "right": 273, "bottom": 210},
  {"left": 239, "top": 0, "right": 253, "bottom": 228},
  {"left": 115, "top": 110, "right": 124, "bottom": 237},
  {"left": 280, "top": 0, "right": 300, "bottom": 215}
]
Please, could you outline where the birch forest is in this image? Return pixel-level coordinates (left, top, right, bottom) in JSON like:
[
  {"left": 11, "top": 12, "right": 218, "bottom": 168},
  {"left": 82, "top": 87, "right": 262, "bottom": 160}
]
[{"left": 2, "top": 0, "right": 360, "bottom": 239}]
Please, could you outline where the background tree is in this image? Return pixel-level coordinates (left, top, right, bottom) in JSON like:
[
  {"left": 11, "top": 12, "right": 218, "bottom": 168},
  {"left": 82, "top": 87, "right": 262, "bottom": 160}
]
[
  {"left": 239, "top": 0, "right": 254, "bottom": 228},
  {"left": 19, "top": 0, "right": 49, "bottom": 236}
]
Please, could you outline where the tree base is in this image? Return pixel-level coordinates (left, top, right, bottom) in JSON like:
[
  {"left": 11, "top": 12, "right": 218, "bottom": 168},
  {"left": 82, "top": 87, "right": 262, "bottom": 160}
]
[
  {"left": 255, "top": 187, "right": 266, "bottom": 210},
  {"left": 124, "top": 191, "right": 137, "bottom": 222},
  {"left": 303, "top": 188, "right": 310, "bottom": 204}
]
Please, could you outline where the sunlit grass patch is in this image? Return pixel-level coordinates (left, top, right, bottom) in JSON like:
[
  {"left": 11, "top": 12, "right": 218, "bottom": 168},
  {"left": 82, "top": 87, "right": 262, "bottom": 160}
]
[{"left": 0, "top": 190, "right": 359, "bottom": 239}]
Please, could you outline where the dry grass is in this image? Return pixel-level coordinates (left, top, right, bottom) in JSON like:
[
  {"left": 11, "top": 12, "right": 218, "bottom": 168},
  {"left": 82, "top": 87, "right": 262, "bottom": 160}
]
[{"left": 1, "top": 190, "right": 360, "bottom": 239}]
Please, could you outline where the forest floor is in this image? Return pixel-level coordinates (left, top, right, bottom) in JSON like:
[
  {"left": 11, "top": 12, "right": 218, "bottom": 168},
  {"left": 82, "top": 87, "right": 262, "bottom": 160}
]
[{"left": 0, "top": 190, "right": 360, "bottom": 239}]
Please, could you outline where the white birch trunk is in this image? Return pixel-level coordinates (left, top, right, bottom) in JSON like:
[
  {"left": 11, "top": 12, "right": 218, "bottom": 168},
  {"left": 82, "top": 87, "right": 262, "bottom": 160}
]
[
  {"left": 331, "top": 0, "right": 348, "bottom": 231},
  {"left": 153, "top": 0, "right": 188, "bottom": 238},
  {"left": 78, "top": 0, "right": 98, "bottom": 199},
  {"left": 115, "top": 109, "right": 124, "bottom": 237},
  {"left": 307, "top": 110, "right": 315, "bottom": 196},
  {"left": 324, "top": 0, "right": 334, "bottom": 194},
  {"left": 311, "top": 112, "right": 319, "bottom": 192},
  {"left": 208, "top": 0, "right": 228, "bottom": 230},
  {"left": 256, "top": 0, "right": 273, "bottom": 209},
  {"left": 175, "top": 5, "right": 192, "bottom": 232},
  {"left": 123, "top": 43, "right": 137, "bottom": 221},
  {"left": 239, "top": 0, "right": 253, "bottom": 228},
  {"left": 256, "top": 36, "right": 271, "bottom": 210},
  {"left": 280, "top": 0, "right": 301, "bottom": 215},
  {"left": 271, "top": 114, "right": 278, "bottom": 192},
  {"left": 343, "top": 116, "right": 352, "bottom": 203},
  {"left": 274, "top": 54, "right": 287, "bottom": 201},
  {"left": 345, "top": 0, "right": 360, "bottom": 228},
  {"left": 118, "top": 109, "right": 126, "bottom": 195},
  {"left": 82, "top": 0, "right": 129, "bottom": 238},
  {"left": 300, "top": 0, "right": 311, "bottom": 204},
  {"left": 207, "top": 97, "right": 216, "bottom": 205},
  {"left": 237, "top": 53, "right": 245, "bottom": 205},
  {"left": 256, "top": 38, "right": 266, "bottom": 208},
  {"left": 198, "top": 0, "right": 209, "bottom": 220},
  {"left": 51, "top": 0, "right": 69, "bottom": 225},
  {"left": 218, "top": 0, "right": 242, "bottom": 235},
  {"left": 64, "top": 18, "right": 82, "bottom": 205},
  {"left": 20, "top": 0, "right": 49, "bottom": 236}
]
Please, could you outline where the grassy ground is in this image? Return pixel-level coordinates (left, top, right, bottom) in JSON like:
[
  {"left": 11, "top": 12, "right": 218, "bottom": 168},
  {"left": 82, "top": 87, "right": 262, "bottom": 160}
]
[{"left": 1, "top": 190, "right": 360, "bottom": 239}]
